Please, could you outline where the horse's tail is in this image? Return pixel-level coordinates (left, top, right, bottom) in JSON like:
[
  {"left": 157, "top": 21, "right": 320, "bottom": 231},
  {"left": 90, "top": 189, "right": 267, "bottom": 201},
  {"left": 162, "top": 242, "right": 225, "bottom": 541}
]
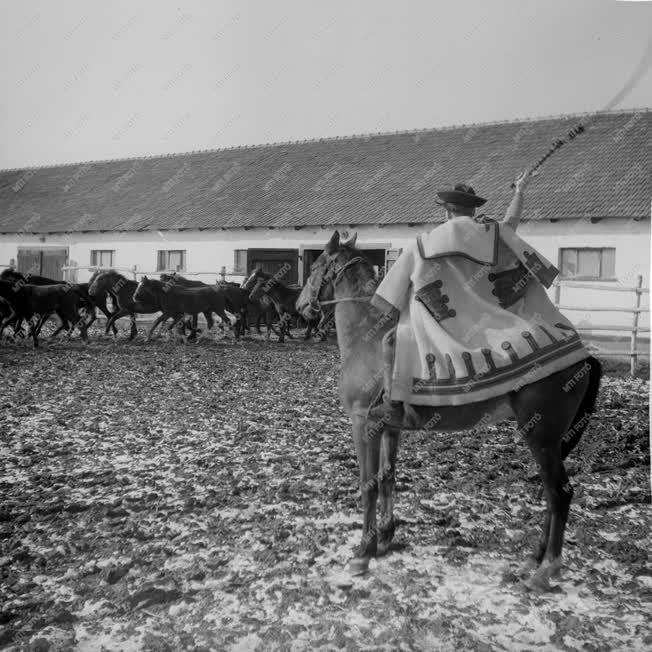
[{"left": 561, "top": 355, "right": 603, "bottom": 460}]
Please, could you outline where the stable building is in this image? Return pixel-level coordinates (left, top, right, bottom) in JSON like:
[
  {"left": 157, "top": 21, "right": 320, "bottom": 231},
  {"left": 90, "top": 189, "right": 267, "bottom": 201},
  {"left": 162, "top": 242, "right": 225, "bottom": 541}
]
[{"left": 0, "top": 109, "right": 650, "bottom": 336}]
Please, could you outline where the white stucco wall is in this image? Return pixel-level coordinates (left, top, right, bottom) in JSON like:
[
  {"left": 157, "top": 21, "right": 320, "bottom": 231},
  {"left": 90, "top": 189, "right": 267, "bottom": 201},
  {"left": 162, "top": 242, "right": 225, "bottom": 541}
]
[{"left": 1, "top": 217, "right": 649, "bottom": 337}]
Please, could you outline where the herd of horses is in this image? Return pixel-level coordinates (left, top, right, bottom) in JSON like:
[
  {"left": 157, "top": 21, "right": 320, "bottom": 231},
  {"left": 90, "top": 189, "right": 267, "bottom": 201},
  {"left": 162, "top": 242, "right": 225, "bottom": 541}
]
[{"left": 0, "top": 266, "right": 332, "bottom": 347}]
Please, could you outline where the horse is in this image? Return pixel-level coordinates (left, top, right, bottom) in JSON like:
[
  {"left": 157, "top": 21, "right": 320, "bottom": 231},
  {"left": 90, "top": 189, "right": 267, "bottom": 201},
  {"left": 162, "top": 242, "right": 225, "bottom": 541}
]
[
  {"left": 239, "top": 271, "right": 285, "bottom": 339},
  {"left": 0, "top": 269, "right": 119, "bottom": 337},
  {"left": 88, "top": 270, "right": 161, "bottom": 340},
  {"left": 0, "top": 271, "right": 98, "bottom": 339},
  {"left": 243, "top": 268, "right": 320, "bottom": 342},
  {"left": 159, "top": 273, "right": 243, "bottom": 336},
  {"left": 84, "top": 270, "right": 119, "bottom": 335},
  {"left": 133, "top": 276, "right": 234, "bottom": 341},
  {"left": 0, "top": 280, "right": 89, "bottom": 347},
  {"left": 0, "top": 269, "right": 64, "bottom": 286},
  {"left": 296, "top": 231, "right": 602, "bottom": 592}
]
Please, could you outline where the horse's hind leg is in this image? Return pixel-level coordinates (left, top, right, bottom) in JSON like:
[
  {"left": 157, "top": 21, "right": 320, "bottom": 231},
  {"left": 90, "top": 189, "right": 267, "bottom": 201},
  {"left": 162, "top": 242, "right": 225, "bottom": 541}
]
[
  {"left": 147, "top": 313, "right": 168, "bottom": 340},
  {"left": 73, "top": 310, "right": 89, "bottom": 342},
  {"left": 128, "top": 313, "right": 138, "bottom": 340},
  {"left": 105, "top": 308, "right": 127, "bottom": 336},
  {"left": 99, "top": 303, "right": 118, "bottom": 335},
  {"left": 521, "top": 437, "right": 572, "bottom": 592},
  {"left": 350, "top": 414, "right": 381, "bottom": 575},
  {"left": 49, "top": 316, "right": 67, "bottom": 338},
  {"left": 511, "top": 370, "right": 589, "bottom": 592},
  {"left": 377, "top": 426, "right": 400, "bottom": 556}
]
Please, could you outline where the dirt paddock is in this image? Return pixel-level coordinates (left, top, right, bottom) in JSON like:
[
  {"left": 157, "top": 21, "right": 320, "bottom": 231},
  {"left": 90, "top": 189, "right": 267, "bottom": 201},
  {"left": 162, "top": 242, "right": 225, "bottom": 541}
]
[{"left": 0, "top": 333, "right": 649, "bottom": 650}]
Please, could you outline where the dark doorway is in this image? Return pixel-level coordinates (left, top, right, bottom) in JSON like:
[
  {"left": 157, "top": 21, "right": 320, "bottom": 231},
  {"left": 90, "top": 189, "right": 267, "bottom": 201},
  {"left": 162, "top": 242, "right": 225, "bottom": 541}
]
[
  {"left": 361, "top": 249, "right": 387, "bottom": 278},
  {"left": 17, "top": 248, "right": 68, "bottom": 280},
  {"left": 247, "top": 248, "right": 299, "bottom": 285}
]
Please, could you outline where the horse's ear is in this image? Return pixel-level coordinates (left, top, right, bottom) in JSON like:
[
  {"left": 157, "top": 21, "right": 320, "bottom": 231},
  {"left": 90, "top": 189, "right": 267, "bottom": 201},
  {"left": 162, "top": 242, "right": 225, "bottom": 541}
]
[
  {"left": 344, "top": 232, "right": 358, "bottom": 248},
  {"left": 142, "top": 275, "right": 148, "bottom": 281},
  {"left": 325, "top": 230, "right": 340, "bottom": 254}
]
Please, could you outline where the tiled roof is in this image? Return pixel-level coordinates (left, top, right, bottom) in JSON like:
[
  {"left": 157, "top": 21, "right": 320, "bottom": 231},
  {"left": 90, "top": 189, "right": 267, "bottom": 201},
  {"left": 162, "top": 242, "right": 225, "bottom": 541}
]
[{"left": 0, "top": 110, "right": 649, "bottom": 233}]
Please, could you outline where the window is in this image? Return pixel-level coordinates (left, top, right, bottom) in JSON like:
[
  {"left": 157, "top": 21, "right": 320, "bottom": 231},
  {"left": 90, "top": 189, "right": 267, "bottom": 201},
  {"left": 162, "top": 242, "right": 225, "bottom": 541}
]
[
  {"left": 560, "top": 248, "right": 615, "bottom": 280},
  {"left": 234, "top": 249, "right": 247, "bottom": 274},
  {"left": 385, "top": 248, "right": 403, "bottom": 275},
  {"left": 157, "top": 250, "right": 186, "bottom": 272},
  {"left": 91, "top": 250, "right": 115, "bottom": 267}
]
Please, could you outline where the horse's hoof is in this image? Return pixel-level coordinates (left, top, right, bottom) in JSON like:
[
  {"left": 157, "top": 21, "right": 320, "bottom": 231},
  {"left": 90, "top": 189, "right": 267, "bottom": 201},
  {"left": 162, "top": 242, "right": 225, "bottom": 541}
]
[
  {"left": 522, "top": 558, "right": 562, "bottom": 593},
  {"left": 349, "top": 556, "right": 370, "bottom": 576},
  {"left": 517, "top": 556, "right": 539, "bottom": 579}
]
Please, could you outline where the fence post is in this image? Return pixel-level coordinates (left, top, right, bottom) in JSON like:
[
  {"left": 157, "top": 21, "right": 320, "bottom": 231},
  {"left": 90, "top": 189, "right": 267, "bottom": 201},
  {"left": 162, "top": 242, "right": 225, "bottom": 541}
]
[
  {"left": 630, "top": 274, "right": 643, "bottom": 376},
  {"left": 132, "top": 266, "right": 138, "bottom": 280},
  {"left": 554, "top": 282, "right": 561, "bottom": 307},
  {"left": 220, "top": 266, "right": 226, "bottom": 282}
]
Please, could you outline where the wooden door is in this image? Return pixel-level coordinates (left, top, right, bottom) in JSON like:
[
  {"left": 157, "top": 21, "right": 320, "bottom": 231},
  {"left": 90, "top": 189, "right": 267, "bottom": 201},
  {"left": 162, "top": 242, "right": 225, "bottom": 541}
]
[
  {"left": 41, "top": 249, "right": 68, "bottom": 280},
  {"left": 16, "top": 249, "right": 43, "bottom": 277},
  {"left": 17, "top": 248, "right": 68, "bottom": 280}
]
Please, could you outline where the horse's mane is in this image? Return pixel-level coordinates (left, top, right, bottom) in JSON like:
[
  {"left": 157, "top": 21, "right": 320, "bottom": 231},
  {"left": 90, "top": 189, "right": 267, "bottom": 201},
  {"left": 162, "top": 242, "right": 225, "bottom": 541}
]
[{"left": 96, "top": 269, "right": 132, "bottom": 285}]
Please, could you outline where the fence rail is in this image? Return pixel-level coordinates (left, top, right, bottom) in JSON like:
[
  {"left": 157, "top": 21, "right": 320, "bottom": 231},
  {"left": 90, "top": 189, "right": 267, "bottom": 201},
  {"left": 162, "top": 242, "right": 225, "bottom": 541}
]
[
  {"left": 60, "top": 265, "right": 245, "bottom": 282},
  {"left": 553, "top": 275, "right": 649, "bottom": 375}
]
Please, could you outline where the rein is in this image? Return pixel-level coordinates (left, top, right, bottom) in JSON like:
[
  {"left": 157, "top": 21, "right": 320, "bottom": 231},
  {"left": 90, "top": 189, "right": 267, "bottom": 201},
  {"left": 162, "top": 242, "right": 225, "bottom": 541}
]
[
  {"left": 318, "top": 296, "right": 373, "bottom": 306},
  {"left": 315, "top": 255, "right": 375, "bottom": 307}
]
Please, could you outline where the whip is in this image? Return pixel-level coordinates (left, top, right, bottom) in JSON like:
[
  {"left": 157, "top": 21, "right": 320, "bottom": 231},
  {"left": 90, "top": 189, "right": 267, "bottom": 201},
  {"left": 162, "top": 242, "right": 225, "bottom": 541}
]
[{"left": 511, "top": 36, "right": 652, "bottom": 188}]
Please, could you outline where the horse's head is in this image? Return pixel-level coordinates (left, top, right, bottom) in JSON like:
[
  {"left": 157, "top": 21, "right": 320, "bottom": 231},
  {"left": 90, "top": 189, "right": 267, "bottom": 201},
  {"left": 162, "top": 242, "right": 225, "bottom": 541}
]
[
  {"left": 133, "top": 275, "right": 153, "bottom": 302},
  {"left": 296, "top": 230, "right": 359, "bottom": 321},
  {"left": 248, "top": 278, "right": 268, "bottom": 303},
  {"left": 242, "top": 267, "right": 264, "bottom": 291},
  {"left": 0, "top": 269, "right": 24, "bottom": 284}
]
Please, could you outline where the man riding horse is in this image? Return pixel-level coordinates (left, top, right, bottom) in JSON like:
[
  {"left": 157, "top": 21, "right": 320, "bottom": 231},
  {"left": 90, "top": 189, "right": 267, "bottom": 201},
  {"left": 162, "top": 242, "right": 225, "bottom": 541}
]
[{"left": 368, "top": 170, "right": 589, "bottom": 427}]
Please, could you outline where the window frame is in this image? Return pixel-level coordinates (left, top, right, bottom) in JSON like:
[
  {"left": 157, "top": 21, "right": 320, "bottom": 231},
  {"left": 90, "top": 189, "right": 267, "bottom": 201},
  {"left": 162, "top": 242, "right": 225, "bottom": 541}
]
[
  {"left": 233, "top": 249, "right": 248, "bottom": 275},
  {"left": 156, "top": 249, "right": 187, "bottom": 272},
  {"left": 558, "top": 247, "right": 616, "bottom": 281},
  {"left": 90, "top": 249, "right": 115, "bottom": 268}
]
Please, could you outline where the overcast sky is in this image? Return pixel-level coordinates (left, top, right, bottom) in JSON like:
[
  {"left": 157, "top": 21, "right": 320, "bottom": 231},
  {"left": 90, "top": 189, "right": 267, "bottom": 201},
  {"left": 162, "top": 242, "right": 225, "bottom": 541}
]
[{"left": 1, "top": 0, "right": 651, "bottom": 168}]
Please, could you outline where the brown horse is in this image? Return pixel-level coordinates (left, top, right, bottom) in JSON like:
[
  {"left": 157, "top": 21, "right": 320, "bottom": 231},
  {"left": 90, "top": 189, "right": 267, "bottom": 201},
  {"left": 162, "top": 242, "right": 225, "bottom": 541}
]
[
  {"left": 241, "top": 270, "right": 286, "bottom": 340},
  {"left": 133, "top": 277, "right": 234, "bottom": 341},
  {"left": 89, "top": 270, "right": 163, "bottom": 340},
  {"left": 244, "top": 267, "right": 321, "bottom": 342},
  {"left": 0, "top": 280, "right": 89, "bottom": 347},
  {"left": 160, "top": 273, "right": 248, "bottom": 336},
  {"left": 296, "top": 231, "right": 602, "bottom": 592},
  {"left": 0, "top": 269, "right": 110, "bottom": 337}
]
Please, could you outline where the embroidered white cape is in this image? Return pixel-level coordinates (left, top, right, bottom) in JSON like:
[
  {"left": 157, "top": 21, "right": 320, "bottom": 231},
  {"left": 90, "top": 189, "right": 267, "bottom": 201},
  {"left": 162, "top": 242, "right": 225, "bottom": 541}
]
[{"left": 371, "top": 217, "right": 589, "bottom": 406}]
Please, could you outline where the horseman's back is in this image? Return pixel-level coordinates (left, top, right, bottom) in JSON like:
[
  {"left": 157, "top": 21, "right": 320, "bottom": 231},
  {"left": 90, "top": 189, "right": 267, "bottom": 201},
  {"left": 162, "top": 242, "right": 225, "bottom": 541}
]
[{"left": 373, "top": 216, "right": 590, "bottom": 407}]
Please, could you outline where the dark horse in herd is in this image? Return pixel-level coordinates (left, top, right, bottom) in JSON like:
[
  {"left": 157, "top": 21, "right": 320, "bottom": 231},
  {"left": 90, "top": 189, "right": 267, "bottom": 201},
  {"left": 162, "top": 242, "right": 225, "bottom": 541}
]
[
  {"left": 0, "top": 268, "right": 116, "bottom": 346},
  {"left": 297, "top": 231, "right": 602, "bottom": 592},
  {"left": 0, "top": 265, "right": 330, "bottom": 346}
]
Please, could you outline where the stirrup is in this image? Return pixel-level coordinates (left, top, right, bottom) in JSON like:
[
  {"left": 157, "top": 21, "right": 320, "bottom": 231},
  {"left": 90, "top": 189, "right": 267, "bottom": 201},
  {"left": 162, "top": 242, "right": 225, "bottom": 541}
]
[{"left": 367, "top": 400, "right": 405, "bottom": 428}]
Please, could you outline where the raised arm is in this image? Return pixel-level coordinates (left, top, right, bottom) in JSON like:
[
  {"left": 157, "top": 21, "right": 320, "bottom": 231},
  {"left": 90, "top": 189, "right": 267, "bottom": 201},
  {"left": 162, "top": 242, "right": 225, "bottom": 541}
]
[{"left": 502, "top": 169, "right": 532, "bottom": 231}]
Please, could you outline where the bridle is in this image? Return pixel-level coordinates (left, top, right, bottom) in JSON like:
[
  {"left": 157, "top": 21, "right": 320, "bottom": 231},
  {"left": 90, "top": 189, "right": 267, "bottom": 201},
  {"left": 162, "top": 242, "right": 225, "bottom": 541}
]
[{"left": 310, "top": 254, "right": 374, "bottom": 308}]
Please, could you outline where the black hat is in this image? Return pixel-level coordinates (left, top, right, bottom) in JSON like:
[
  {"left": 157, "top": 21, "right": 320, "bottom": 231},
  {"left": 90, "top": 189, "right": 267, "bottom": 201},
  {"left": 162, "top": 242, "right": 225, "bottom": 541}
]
[{"left": 436, "top": 183, "right": 487, "bottom": 208}]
